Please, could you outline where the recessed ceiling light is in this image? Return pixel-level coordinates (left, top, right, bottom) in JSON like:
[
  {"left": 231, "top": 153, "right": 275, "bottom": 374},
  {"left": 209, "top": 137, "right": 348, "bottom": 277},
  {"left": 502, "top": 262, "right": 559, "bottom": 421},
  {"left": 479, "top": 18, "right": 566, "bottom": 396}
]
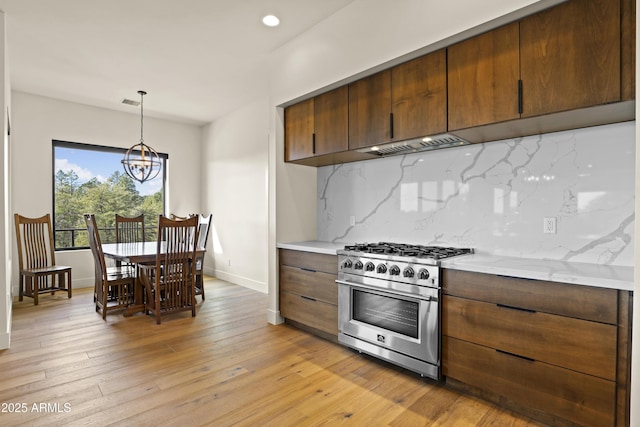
[{"left": 262, "top": 15, "right": 280, "bottom": 27}]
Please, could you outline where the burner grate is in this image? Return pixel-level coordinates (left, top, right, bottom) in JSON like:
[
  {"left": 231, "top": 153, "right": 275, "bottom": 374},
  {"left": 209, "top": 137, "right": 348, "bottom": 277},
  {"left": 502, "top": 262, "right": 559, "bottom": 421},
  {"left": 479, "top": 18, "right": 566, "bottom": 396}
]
[{"left": 343, "top": 242, "right": 473, "bottom": 259}]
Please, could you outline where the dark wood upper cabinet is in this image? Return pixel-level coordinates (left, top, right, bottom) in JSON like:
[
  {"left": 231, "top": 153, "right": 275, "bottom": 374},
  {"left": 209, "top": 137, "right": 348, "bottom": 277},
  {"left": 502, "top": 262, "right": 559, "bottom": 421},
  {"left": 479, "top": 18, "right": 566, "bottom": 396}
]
[
  {"left": 284, "top": 98, "right": 314, "bottom": 162},
  {"left": 286, "top": 0, "right": 634, "bottom": 165},
  {"left": 447, "top": 23, "right": 520, "bottom": 130},
  {"left": 313, "top": 86, "right": 348, "bottom": 156},
  {"left": 520, "top": 0, "right": 621, "bottom": 117},
  {"left": 449, "top": 0, "right": 626, "bottom": 131},
  {"left": 348, "top": 70, "right": 392, "bottom": 150},
  {"left": 284, "top": 86, "right": 348, "bottom": 162},
  {"left": 621, "top": 0, "right": 635, "bottom": 101},
  {"left": 391, "top": 50, "right": 447, "bottom": 141},
  {"left": 349, "top": 50, "right": 447, "bottom": 150}
]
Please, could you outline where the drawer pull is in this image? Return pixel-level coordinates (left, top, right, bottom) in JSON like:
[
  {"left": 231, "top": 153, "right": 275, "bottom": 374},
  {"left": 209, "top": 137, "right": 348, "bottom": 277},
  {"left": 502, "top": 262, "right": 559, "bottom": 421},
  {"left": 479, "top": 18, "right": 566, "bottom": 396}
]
[
  {"left": 496, "top": 303, "right": 536, "bottom": 314},
  {"left": 496, "top": 349, "right": 535, "bottom": 362},
  {"left": 300, "top": 267, "right": 317, "bottom": 273},
  {"left": 300, "top": 295, "right": 317, "bottom": 302},
  {"left": 496, "top": 274, "right": 535, "bottom": 281}
]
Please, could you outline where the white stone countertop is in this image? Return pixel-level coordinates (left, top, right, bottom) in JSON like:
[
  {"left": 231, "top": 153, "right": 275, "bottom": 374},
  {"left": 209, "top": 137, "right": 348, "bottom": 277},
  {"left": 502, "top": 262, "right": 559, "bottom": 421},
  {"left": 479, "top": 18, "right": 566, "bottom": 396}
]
[
  {"left": 276, "top": 241, "right": 634, "bottom": 292},
  {"left": 277, "top": 240, "right": 345, "bottom": 255},
  {"left": 441, "top": 253, "right": 634, "bottom": 292}
]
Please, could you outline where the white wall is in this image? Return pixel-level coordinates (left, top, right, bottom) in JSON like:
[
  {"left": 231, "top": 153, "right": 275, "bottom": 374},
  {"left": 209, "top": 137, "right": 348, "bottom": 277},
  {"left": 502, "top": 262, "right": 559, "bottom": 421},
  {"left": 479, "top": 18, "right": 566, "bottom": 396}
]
[
  {"left": 0, "top": 11, "right": 11, "bottom": 350},
  {"left": 201, "top": 98, "right": 269, "bottom": 293},
  {"left": 10, "top": 91, "right": 202, "bottom": 292}
]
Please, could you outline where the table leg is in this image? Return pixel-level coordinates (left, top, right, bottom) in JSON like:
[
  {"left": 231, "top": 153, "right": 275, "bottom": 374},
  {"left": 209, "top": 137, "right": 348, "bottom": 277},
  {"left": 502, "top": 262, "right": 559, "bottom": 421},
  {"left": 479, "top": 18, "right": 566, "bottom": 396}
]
[{"left": 123, "top": 269, "right": 146, "bottom": 317}]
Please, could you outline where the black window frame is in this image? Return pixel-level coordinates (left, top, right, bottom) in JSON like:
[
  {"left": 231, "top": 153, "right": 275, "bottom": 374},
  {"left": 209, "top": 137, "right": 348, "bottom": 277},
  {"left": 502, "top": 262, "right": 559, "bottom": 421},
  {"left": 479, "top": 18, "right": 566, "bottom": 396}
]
[{"left": 52, "top": 139, "right": 168, "bottom": 251}]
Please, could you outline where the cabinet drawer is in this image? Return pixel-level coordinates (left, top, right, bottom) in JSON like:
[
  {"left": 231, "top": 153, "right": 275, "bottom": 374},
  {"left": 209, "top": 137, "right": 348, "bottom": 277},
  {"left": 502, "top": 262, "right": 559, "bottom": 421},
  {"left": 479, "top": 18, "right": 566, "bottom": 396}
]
[
  {"left": 279, "top": 249, "right": 338, "bottom": 275},
  {"left": 442, "top": 269, "right": 618, "bottom": 324},
  {"left": 443, "top": 296, "right": 617, "bottom": 380},
  {"left": 280, "top": 292, "right": 338, "bottom": 336},
  {"left": 279, "top": 265, "right": 338, "bottom": 304},
  {"left": 443, "top": 336, "right": 615, "bottom": 427}
]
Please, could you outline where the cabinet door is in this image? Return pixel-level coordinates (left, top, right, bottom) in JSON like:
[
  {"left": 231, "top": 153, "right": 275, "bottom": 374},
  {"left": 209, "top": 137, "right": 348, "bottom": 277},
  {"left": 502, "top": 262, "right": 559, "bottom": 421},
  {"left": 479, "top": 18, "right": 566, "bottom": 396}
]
[
  {"left": 621, "top": 0, "right": 635, "bottom": 101},
  {"left": 444, "top": 337, "right": 616, "bottom": 427},
  {"left": 348, "top": 70, "right": 392, "bottom": 149},
  {"left": 520, "top": 0, "right": 621, "bottom": 117},
  {"left": 284, "top": 98, "right": 314, "bottom": 162},
  {"left": 314, "top": 86, "right": 348, "bottom": 156},
  {"left": 447, "top": 22, "right": 520, "bottom": 130},
  {"left": 391, "top": 50, "right": 447, "bottom": 140}
]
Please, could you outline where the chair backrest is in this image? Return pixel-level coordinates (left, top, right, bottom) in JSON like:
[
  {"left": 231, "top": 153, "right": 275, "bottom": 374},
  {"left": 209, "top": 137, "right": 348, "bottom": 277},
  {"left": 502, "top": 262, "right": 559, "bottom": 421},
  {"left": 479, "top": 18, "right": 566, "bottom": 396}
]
[
  {"left": 170, "top": 213, "right": 191, "bottom": 221},
  {"left": 14, "top": 213, "right": 57, "bottom": 271},
  {"left": 84, "top": 214, "right": 108, "bottom": 282},
  {"left": 115, "top": 214, "right": 144, "bottom": 243},
  {"left": 197, "top": 214, "right": 212, "bottom": 249},
  {"left": 155, "top": 215, "right": 199, "bottom": 281}
]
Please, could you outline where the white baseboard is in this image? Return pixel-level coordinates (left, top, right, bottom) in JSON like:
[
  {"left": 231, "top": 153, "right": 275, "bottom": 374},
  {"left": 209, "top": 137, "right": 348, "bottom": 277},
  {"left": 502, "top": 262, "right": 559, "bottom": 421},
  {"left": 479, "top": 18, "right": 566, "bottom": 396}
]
[{"left": 211, "top": 269, "right": 267, "bottom": 294}]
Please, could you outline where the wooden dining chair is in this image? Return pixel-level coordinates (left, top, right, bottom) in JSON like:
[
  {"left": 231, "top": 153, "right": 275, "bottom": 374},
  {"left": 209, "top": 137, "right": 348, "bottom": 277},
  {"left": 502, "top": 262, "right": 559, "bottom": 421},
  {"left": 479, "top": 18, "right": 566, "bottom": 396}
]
[
  {"left": 194, "top": 214, "right": 212, "bottom": 300},
  {"left": 115, "top": 213, "right": 144, "bottom": 269},
  {"left": 14, "top": 213, "right": 72, "bottom": 305},
  {"left": 138, "top": 215, "right": 199, "bottom": 324},
  {"left": 115, "top": 214, "right": 145, "bottom": 243},
  {"left": 84, "top": 214, "right": 135, "bottom": 319}
]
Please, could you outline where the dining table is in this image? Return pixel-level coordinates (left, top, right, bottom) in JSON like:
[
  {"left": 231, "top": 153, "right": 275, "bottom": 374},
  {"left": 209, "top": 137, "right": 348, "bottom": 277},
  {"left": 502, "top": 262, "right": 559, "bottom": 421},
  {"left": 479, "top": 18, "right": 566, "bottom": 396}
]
[{"left": 102, "top": 241, "right": 206, "bottom": 316}]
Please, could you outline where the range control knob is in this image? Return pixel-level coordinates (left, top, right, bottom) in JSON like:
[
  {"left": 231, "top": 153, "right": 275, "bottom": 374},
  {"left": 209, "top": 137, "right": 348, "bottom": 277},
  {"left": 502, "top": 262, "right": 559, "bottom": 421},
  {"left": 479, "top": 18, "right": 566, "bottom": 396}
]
[
  {"left": 376, "top": 264, "right": 388, "bottom": 274},
  {"left": 342, "top": 259, "right": 353, "bottom": 269},
  {"left": 418, "top": 268, "right": 430, "bottom": 280},
  {"left": 403, "top": 266, "right": 415, "bottom": 278},
  {"left": 389, "top": 265, "right": 401, "bottom": 276},
  {"left": 354, "top": 260, "right": 364, "bottom": 270},
  {"left": 364, "top": 262, "right": 375, "bottom": 272}
]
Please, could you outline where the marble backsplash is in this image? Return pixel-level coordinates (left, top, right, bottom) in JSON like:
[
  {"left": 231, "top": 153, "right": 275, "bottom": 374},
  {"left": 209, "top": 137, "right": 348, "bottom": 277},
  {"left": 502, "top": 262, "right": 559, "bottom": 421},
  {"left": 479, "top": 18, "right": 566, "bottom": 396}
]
[{"left": 317, "top": 122, "right": 635, "bottom": 266}]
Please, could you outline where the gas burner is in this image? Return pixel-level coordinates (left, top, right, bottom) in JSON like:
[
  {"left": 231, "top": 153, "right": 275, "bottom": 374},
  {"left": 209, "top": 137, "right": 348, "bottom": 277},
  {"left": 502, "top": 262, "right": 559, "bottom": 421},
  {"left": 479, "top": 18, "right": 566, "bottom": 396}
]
[{"left": 342, "top": 242, "right": 473, "bottom": 260}]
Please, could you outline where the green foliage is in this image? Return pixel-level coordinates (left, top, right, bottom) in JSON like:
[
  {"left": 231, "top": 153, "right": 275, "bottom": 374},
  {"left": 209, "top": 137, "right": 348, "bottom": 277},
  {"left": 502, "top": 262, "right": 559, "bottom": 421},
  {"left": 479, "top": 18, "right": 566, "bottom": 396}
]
[{"left": 54, "top": 170, "right": 163, "bottom": 248}]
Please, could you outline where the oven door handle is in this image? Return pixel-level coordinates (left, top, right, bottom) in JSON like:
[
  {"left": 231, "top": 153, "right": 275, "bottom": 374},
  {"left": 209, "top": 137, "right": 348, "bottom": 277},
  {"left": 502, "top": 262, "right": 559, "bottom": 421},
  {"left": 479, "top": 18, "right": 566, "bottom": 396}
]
[{"left": 335, "top": 279, "right": 438, "bottom": 302}]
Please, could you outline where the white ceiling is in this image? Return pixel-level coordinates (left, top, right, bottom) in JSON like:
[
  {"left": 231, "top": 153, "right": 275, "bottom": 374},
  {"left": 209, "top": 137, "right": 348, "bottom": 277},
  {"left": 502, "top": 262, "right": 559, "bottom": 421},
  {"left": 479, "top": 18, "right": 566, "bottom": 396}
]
[{"left": 0, "top": 0, "right": 356, "bottom": 125}]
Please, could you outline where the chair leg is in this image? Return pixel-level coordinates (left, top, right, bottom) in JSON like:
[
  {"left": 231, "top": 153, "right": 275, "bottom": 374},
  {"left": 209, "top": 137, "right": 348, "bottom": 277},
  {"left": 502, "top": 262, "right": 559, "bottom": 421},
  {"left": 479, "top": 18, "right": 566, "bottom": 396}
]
[
  {"left": 18, "top": 275, "right": 24, "bottom": 301},
  {"left": 155, "top": 288, "right": 161, "bottom": 325},
  {"left": 33, "top": 277, "right": 38, "bottom": 306},
  {"left": 102, "top": 283, "right": 108, "bottom": 321},
  {"left": 67, "top": 270, "right": 72, "bottom": 298}
]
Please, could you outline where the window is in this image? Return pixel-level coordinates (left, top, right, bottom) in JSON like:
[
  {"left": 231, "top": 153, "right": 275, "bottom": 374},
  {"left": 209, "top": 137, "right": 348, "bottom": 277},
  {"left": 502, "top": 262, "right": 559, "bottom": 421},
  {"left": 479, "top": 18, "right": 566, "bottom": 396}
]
[{"left": 53, "top": 140, "right": 167, "bottom": 250}]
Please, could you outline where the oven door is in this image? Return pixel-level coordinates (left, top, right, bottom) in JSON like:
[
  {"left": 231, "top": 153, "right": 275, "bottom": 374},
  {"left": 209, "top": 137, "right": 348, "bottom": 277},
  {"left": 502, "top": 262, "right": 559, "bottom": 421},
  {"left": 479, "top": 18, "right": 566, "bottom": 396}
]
[{"left": 337, "top": 279, "right": 440, "bottom": 368}]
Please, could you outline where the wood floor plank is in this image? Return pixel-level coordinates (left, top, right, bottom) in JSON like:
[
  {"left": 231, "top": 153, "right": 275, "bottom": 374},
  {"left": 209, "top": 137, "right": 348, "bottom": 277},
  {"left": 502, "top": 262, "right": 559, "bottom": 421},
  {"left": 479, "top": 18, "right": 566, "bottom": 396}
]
[{"left": 0, "top": 277, "right": 548, "bottom": 426}]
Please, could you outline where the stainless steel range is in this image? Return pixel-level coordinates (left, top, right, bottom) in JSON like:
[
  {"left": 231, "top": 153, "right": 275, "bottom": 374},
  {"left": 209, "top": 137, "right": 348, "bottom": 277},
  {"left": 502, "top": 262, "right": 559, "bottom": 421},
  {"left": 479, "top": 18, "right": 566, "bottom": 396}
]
[{"left": 336, "top": 242, "right": 473, "bottom": 380}]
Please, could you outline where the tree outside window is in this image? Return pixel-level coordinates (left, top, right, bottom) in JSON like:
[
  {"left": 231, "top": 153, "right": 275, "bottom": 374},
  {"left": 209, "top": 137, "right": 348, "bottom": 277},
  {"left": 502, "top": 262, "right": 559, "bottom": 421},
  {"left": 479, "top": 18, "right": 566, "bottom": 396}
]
[{"left": 53, "top": 140, "right": 166, "bottom": 250}]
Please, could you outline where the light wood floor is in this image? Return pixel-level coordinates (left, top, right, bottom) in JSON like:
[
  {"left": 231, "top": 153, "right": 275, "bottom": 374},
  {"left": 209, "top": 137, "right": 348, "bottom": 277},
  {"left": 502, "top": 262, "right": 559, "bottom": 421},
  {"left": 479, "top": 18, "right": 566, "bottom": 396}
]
[{"left": 1, "top": 278, "right": 547, "bottom": 426}]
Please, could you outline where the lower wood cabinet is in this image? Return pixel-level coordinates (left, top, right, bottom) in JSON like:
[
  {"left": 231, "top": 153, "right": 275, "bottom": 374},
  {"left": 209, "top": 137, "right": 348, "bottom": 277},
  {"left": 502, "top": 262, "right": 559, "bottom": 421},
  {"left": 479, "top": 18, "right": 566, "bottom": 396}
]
[
  {"left": 278, "top": 249, "right": 338, "bottom": 337},
  {"left": 442, "top": 269, "right": 632, "bottom": 427}
]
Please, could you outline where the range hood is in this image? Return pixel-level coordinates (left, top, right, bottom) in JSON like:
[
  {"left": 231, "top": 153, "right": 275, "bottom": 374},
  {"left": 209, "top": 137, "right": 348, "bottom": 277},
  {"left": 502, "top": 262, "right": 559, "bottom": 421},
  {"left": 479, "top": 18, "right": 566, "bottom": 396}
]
[{"left": 357, "top": 133, "right": 471, "bottom": 157}]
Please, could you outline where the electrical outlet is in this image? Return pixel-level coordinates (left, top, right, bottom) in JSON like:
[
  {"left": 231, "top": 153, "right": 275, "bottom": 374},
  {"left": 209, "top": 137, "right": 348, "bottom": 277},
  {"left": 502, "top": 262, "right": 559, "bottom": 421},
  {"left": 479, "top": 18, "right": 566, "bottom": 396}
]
[
  {"left": 543, "top": 217, "right": 557, "bottom": 234},
  {"left": 349, "top": 215, "right": 356, "bottom": 226}
]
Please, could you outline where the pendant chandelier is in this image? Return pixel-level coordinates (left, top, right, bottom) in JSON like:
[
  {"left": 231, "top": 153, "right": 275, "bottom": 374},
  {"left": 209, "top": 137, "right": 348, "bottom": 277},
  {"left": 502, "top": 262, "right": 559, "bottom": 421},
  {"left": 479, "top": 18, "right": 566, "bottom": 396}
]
[{"left": 121, "top": 90, "right": 161, "bottom": 183}]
